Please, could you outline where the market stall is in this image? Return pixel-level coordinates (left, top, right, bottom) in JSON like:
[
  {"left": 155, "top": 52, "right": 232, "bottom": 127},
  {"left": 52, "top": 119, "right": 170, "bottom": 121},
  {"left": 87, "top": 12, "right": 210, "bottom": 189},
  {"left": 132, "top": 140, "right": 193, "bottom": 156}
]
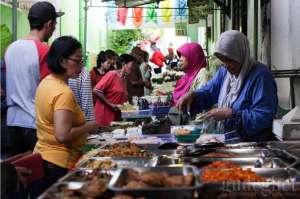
[{"left": 37, "top": 113, "right": 300, "bottom": 199}]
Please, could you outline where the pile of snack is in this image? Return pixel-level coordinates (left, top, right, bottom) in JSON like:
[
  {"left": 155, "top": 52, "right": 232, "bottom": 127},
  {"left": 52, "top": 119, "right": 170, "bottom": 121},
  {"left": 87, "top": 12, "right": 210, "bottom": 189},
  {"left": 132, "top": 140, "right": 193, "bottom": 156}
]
[
  {"left": 95, "top": 143, "right": 153, "bottom": 158},
  {"left": 81, "top": 159, "right": 118, "bottom": 170},
  {"left": 121, "top": 169, "right": 194, "bottom": 189},
  {"left": 200, "top": 162, "right": 266, "bottom": 182},
  {"left": 44, "top": 170, "right": 112, "bottom": 199}
]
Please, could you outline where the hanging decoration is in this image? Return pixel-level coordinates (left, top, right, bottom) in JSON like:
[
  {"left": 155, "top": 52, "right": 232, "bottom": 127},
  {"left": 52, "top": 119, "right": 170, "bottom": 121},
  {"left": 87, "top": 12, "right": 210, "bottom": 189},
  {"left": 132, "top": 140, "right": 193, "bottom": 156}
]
[
  {"left": 160, "top": 0, "right": 172, "bottom": 23},
  {"left": 175, "top": 0, "right": 188, "bottom": 21},
  {"left": 145, "top": 3, "right": 158, "bottom": 24},
  {"left": 106, "top": 0, "right": 189, "bottom": 29},
  {"left": 107, "top": 1, "right": 117, "bottom": 28},
  {"left": 117, "top": 7, "right": 128, "bottom": 25},
  {"left": 133, "top": 7, "right": 143, "bottom": 27}
]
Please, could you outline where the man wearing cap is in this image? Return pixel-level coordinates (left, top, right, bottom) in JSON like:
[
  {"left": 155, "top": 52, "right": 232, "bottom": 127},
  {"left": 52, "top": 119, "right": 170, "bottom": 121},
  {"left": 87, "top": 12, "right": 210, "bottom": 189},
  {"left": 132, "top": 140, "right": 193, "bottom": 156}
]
[{"left": 4, "top": 1, "right": 64, "bottom": 156}]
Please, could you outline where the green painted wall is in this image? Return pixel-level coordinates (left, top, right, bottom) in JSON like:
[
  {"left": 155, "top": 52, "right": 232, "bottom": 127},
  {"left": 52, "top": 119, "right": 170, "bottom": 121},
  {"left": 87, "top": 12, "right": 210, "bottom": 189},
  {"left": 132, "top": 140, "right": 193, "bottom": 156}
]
[
  {"left": 59, "top": 1, "right": 108, "bottom": 69},
  {"left": 60, "top": 0, "right": 79, "bottom": 38},
  {"left": 0, "top": 4, "right": 29, "bottom": 39},
  {"left": 187, "top": 23, "right": 199, "bottom": 42}
]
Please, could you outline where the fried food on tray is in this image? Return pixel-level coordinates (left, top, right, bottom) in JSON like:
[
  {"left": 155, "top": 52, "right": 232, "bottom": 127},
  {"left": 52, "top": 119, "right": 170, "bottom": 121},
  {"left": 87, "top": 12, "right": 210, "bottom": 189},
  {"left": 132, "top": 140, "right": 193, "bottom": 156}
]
[
  {"left": 124, "top": 180, "right": 149, "bottom": 189},
  {"left": 201, "top": 167, "right": 265, "bottom": 182},
  {"left": 122, "top": 170, "right": 194, "bottom": 189},
  {"left": 183, "top": 173, "right": 194, "bottom": 186},
  {"left": 80, "top": 178, "right": 107, "bottom": 198},
  {"left": 43, "top": 177, "right": 108, "bottom": 199},
  {"left": 112, "top": 195, "right": 146, "bottom": 199},
  {"left": 202, "top": 152, "right": 236, "bottom": 158},
  {"left": 203, "top": 161, "right": 240, "bottom": 169},
  {"left": 96, "top": 143, "right": 152, "bottom": 157},
  {"left": 139, "top": 171, "right": 168, "bottom": 187},
  {"left": 127, "top": 169, "right": 140, "bottom": 181},
  {"left": 82, "top": 159, "right": 117, "bottom": 169},
  {"left": 163, "top": 173, "right": 194, "bottom": 187},
  {"left": 76, "top": 149, "right": 100, "bottom": 167}
]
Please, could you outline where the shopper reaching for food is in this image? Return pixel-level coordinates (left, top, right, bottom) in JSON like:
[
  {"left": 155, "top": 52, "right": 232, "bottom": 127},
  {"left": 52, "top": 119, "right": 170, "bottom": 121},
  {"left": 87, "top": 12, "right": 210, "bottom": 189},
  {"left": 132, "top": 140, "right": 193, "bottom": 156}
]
[{"left": 177, "top": 30, "right": 278, "bottom": 142}]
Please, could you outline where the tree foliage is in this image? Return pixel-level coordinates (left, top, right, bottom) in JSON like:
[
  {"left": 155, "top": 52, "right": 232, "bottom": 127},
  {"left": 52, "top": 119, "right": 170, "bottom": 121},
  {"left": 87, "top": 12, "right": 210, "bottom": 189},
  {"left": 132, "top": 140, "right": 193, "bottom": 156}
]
[
  {"left": 107, "top": 29, "right": 144, "bottom": 55},
  {"left": 0, "top": 24, "right": 12, "bottom": 58}
]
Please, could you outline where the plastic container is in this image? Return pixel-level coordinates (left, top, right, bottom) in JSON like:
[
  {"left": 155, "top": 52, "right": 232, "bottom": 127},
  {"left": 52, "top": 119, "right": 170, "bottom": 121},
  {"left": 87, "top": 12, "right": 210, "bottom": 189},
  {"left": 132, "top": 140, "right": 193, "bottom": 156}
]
[
  {"left": 171, "top": 125, "right": 202, "bottom": 143},
  {"left": 175, "top": 131, "right": 201, "bottom": 142},
  {"left": 121, "top": 109, "right": 151, "bottom": 119},
  {"left": 150, "top": 105, "right": 170, "bottom": 117}
]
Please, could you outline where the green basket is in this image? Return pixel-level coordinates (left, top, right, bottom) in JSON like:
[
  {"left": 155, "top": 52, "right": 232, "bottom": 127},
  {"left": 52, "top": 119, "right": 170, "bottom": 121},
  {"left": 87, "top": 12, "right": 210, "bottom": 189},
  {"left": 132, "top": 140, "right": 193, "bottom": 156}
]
[{"left": 175, "top": 129, "right": 201, "bottom": 143}]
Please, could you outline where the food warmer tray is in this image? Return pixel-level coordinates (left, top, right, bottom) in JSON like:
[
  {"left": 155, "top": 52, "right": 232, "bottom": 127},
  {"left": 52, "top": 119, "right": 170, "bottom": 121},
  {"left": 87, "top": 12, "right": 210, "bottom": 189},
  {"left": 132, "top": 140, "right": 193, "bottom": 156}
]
[
  {"left": 197, "top": 168, "right": 300, "bottom": 198},
  {"left": 59, "top": 169, "right": 114, "bottom": 182},
  {"left": 156, "top": 156, "right": 289, "bottom": 169},
  {"left": 77, "top": 157, "right": 157, "bottom": 169},
  {"left": 108, "top": 166, "right": 199, "bottom": 199}
]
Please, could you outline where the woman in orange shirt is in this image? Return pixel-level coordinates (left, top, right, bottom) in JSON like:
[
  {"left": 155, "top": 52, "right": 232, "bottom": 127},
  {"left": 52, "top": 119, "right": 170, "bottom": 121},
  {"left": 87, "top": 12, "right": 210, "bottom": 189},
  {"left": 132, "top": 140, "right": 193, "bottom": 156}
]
[{"left": 34, "top": 36, "right": 98, "bottom": 195}]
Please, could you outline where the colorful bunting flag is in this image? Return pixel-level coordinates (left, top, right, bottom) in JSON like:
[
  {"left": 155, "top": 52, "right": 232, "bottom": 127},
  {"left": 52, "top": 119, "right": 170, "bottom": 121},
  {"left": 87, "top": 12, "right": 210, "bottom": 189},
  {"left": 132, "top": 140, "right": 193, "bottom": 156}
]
[
  {"left": 107, "top": 1, "right": 117, "bottom": 28},
  {"left": 133, "top": 7, "right": 143, "bottom": 27},
  {"left": 160, "top": 0, "right": 172, "bottom": 23},
  {"left": 175, "top": 0, "right": 188, "bottom": 21},
  {"left": 145, "top": 3, "right": 158, "bottom": 24},
  {"left": 117, "top": 7, "right": 128, "bottom": 25},
  {"left": 106, "top": 0, "right": 188, "bottom": 29}
]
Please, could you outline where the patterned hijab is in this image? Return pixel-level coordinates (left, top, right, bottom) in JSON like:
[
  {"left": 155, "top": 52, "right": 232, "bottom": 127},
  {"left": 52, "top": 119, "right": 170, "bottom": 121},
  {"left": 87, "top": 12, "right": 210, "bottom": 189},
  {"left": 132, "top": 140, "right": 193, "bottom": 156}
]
[
  {"left": 172, "top": 43, "right": 207, "bottom": 105},
  {"left": 215, "top": 30, "right": 257, "bottom": 109}
]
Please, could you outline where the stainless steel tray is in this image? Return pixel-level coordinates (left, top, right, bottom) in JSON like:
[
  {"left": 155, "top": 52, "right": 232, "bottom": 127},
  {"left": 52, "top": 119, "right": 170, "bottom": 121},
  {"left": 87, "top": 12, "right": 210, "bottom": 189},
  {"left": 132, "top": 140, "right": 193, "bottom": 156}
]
[
  {"left": 157, "top": 157, "right": 288, "bottom": 168},
  {"left": 224, "top": 142, "right": 267, "bottom": 149},
  {"left": 248, "top": 168, "right": 300, "bottom": 182},
  {"left": 38, "top": 180, "right": 113, "bottom": 199},
  {"left": 59, "top": 169, "right": 114, "bottom": 182},
  {"left": 108, "top": 166, "right": 199, "bottom": 199},
  {"left": 149, "top": 149, "right": 178, "bottom": 156},
  {"left": 38, "top": 182, "right": 85, "bottom": 199},
  {"left": 267, "top": 141, "right": 300, "bottom": 150},
  {"left": 271, "top": 149, "right": 298, "bottom": 164},
  {"left": 93, "top": 147, "right": 154, "bottom": 158},
  {"left": 199, "top": 148, "right": 278, "bottom": 158},
  {"left": 287, "top": 149, "right": 300, "bottom": 159},
  {"left": 199, "top": 148, "right": 298, "bottom": 164},
  {"left": 198, "top": 168, "right": 300, "bottom": 184},
  {"left": 197, "top": 168, "right": 300, "bottom": 197},
  {"left": 78, "top": 157, "right": 157, "bottom": 169},
  {"left": 199, "top": 183, "right": 300, "bottom": 198}
]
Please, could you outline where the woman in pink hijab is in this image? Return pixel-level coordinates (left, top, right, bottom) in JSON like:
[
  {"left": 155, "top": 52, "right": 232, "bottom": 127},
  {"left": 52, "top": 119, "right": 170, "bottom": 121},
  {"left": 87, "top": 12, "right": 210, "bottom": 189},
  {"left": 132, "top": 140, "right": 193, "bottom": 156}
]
[{"left": 172, "top": 43, "right": 207, "bottom": 105}]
